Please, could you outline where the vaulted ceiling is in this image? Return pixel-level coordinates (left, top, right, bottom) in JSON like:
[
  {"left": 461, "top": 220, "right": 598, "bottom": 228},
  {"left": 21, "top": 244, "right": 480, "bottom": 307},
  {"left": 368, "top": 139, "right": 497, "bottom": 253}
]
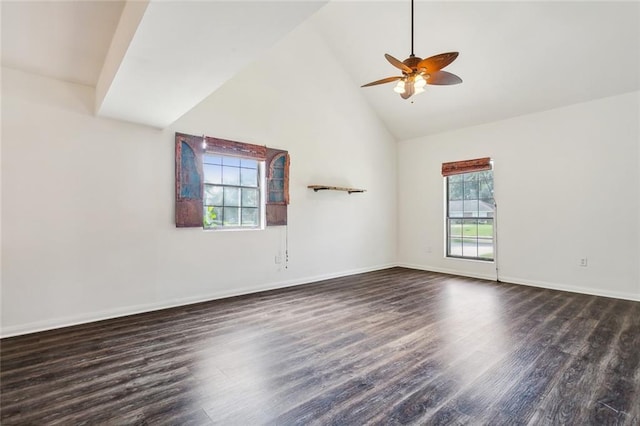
[{"left": 2, "top": 1, "right": 639, "bottom": 140}]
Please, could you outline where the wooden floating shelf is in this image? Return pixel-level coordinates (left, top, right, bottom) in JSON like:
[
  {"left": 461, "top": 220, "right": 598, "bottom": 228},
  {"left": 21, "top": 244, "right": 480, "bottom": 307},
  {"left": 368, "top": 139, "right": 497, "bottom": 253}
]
[{"left": 307, "top": 185, "right": 366, "bottom": 194}]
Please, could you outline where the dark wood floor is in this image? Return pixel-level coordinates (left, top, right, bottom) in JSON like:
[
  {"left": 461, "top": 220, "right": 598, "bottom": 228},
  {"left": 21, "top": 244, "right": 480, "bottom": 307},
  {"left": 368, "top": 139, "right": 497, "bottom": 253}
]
[{"left": 1, "top": 268, "right": 639, "bottom": 425}]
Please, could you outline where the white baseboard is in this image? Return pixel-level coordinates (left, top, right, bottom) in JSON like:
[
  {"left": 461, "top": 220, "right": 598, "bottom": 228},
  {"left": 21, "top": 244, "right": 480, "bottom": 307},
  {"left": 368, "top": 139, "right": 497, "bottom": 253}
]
[
  {"left": 396, "top": 262, "right": 497, "bottom": 281},
  {"left": 498, "top": 275, "right": 640, "bottom": 302},
  {"left": 397, "top": 263, "right": 639, "bottom": 302},
  {"left": 0, "top": 263, "right": 397, "bottom": 338}
]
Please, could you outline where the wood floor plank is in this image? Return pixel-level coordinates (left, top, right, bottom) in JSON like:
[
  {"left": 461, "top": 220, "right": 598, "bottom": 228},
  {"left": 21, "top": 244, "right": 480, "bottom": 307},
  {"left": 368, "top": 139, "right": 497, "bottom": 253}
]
[
  {"left": 527, "top": 299, "right": 633, "bottom": 426},
  {"left": 1, "top": 267, "right": 638, "bottom": 425}
]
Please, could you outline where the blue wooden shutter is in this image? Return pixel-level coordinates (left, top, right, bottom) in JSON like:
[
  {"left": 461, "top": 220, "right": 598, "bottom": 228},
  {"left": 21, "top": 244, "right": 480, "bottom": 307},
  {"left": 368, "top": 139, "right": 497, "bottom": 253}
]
[
  {"left": 266, "top": 148, "right": 290, "bottom": 226},
  {"left": 175, "top": 133, "right": 204, "bottom": 227}
]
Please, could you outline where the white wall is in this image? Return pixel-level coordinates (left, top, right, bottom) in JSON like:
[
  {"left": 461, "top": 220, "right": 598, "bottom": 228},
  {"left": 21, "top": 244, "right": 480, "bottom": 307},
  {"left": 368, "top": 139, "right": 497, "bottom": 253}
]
[
  {"left": 1, "top": 23, "right": 397, "bottom": 337},
  {"left": 398, "top": 91, "right": 640, "bottom": 301}
]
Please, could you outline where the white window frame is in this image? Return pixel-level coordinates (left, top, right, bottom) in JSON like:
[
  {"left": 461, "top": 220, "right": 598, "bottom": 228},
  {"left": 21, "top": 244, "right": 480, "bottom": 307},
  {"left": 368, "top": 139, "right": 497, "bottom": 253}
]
[
  {"left": 203, "top": 153, "right": 266, "bottom": 231},
  {"left": 445, "top": 169, "right": 495, "bottom": 261}
]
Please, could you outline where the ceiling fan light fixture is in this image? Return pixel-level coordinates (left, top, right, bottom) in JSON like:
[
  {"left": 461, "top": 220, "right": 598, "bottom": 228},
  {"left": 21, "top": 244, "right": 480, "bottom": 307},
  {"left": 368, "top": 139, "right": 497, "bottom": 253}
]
[
  {"left": 393, "top": 80, "right": 406, "bottom": 93},
  {"left": 414, "top": 74, "right": 426, "bottom": 88}
]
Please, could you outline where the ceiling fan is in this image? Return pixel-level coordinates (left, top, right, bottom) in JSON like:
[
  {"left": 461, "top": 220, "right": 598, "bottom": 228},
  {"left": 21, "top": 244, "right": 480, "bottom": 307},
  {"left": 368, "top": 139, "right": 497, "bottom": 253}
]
[{"left": 361, "top": 0, "right": 462, "bottom": 99}]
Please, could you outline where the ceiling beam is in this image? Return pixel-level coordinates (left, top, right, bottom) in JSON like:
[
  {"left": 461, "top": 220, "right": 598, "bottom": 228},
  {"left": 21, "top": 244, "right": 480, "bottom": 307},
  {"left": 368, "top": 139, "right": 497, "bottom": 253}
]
[{"left": 95, "top": 0, "right": 327, "bottom": 129}]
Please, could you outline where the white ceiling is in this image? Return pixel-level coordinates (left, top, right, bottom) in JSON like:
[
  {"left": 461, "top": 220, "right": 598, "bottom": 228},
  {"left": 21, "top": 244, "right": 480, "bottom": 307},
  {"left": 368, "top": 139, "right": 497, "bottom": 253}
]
[
  {"left": 2, "top": 1, "right": 639, "bottom": 140},
  {"left": 1, "top": 0, "right": 125, "bottom": 87},
  {"left": 95, "top": 1, "right": 328, "bottom": 128}
]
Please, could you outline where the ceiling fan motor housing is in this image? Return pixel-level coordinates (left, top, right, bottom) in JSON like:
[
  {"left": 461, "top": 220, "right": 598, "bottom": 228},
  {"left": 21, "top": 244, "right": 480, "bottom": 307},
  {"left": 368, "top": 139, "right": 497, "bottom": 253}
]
[{"left": 403, "top": 56, "right": 422, "bottom": 70}]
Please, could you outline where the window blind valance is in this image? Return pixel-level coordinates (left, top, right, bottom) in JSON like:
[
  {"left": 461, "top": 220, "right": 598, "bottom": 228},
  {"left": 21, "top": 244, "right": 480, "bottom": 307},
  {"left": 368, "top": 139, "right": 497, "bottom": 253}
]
[
  {"left": 204, "top": 136, "right": 267, "bottom": 160},
  {"left": 442, "top": 157, "right": 492, "bottom": 177}
]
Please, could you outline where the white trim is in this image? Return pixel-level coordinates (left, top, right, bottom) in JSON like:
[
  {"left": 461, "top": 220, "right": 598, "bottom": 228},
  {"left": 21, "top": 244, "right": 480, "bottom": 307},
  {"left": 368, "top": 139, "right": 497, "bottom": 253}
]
[
  {"left": 398, "top": 264, "right": 639, "bottom": 302},
  {"left": 396, "top": 263, "right": 497, "bottom": 281},
  {"left": 0, "top": 263, "right": 396, "bottom": 338},
  {"left": 498, "top": 275, "right": 640, "bottom": 302}
]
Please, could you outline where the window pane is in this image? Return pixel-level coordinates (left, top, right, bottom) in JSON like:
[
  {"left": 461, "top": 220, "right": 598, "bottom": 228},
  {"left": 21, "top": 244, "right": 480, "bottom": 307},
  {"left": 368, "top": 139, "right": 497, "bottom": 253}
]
[
  {"left": 204, "top": 164, "right": 222, "bottom": 184},
  {"left": 463, "top": 181, "right": 478, "bottom": 200},
  {"left": 269, "top": 179, "right": 284, "bottom": 192},
  {"left": 204, "top": 185, "right": 223, "bottom": 205},
  {"left": 448, "top": 182, "right": 463, "bottom": 201},
  {"left": 448, "top": 174, "right": 463, "bottom": 183},
  {"left": 213, "top": 206, "right": 223, "bottom": 226},
  {"left": 477, "top": 171, "right": 493, "bottom": 181},
  {"left": 272, "top": 167, "right": 285, "bottom": 179},
  {"left": 479, "top": 180, "right": 493, "bottom": 201},
  {"left": 223, "top": 156, "right": 241, "bottom": 166},
  {"left": 464, "top": 173, "right": 478, "bottom": 182},
  {"left": 449, "top": 218, "right": 462, "bottom": 237},
  {"left": 222, "top": 166, "right": 240, "bottom": 185},
  {"left": 241, "top": 168, "right": 258, "bottom": 187},
  {"left": 273, "top": 156, "right": 285, "bottom": 168},
  {"left": 241, "top": 159, "right": 257, "bottom": 169},
  {"left": 242, "top": 188, "right": 259, "bottom": 207},
  {"left": 224, "top": 187, "right": 240, "bottom": 206},
  {"left": 463, "top": 199, "right": 479, "bottom": 217},
  {"left": 204, "top": 154, "right": 222, "bottom": 165},
  {"left": 203, "top": 206, "right": 223, "bottom": 228},
  {"left": 462, "top": 237, "right": 479, "bottom": 258},
  {"left": 269, "top": 192, "right": 284, "bottom": 203},
  {"left": 448, "top": 238, "right": 462, "bottom": 256},
  {"left": 478, "top": 236, "right": 494, "bottom": 260},
  {"left": 462, "top": 219, "right": 478, "bottom": 237},
  {"left": 242, "top": 208, "right": 259, "bottom": 226},
  {"left": 479, "top": 200, "right": 494, "bottom": 218},
  {"left": 448, "top": 201, "right": 463, "bottom": 217},
  {"left": 478, "top": 220, "right": 493, "bottom": 238},
  {"left": 223, "top": 207, "right": 240, "bottom": 226}
]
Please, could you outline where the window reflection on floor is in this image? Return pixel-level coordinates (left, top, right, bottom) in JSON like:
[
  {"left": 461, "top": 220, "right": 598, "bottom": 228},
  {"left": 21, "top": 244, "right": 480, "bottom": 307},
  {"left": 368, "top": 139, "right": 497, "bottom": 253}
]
[
  {"left": 440, "top": 280, "right": 508, "bottom": 381},
  {"left": 196, "top": 326, "right": 277, "bottom": 422}
]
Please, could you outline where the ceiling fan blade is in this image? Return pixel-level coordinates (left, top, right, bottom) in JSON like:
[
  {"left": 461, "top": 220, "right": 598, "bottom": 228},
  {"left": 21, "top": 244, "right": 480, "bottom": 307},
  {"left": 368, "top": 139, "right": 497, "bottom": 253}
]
[
  {"left": 385, "top": 54, "right": 412, "bottom": 73},
  {"left": 427, "top": 70, "right": 463, "bottom": 85},
  {"left": 361, "top": 76, "right": 402, "bottom": 87},
  {"left": 417, "top": 52, "right": 459, "bottom": 72}
]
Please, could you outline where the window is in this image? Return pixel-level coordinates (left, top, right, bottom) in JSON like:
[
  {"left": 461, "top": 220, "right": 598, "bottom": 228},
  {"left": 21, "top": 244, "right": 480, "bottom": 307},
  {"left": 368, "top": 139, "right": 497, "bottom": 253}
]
[
  {"left": 175, "top": 132, "right": 289, "bottom": 229},
  {"left": 203, "top": 154, "right": 262, "bottom": 229},
  {"left": 444, "top": 158, "right": 494, "bottom": 260}
]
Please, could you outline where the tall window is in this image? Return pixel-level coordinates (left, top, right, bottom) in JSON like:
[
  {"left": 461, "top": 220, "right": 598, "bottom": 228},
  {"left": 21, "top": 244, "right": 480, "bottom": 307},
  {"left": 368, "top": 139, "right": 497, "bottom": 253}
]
[
  {"left": 203, "top": 154, "right": 262, "bottom": 229},
  {"left": 444, "top": 159, "right": 494, "bottom": 260}
]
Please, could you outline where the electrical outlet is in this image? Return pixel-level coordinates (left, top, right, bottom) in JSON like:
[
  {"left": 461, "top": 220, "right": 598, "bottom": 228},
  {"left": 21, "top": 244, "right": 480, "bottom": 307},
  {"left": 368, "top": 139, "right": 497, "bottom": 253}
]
[{"left": 579, "top": 258, "right": 588, "bottom": 267}]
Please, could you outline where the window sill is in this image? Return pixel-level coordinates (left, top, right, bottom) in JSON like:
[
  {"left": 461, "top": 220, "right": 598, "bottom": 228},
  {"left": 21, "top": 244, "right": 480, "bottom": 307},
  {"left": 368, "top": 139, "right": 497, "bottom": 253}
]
[
  {"left": 445, "top": 256, "right": 494, "bottom": 263},
  {"left": 204, "top": 226, "right": 264, "bottom": 232}
]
